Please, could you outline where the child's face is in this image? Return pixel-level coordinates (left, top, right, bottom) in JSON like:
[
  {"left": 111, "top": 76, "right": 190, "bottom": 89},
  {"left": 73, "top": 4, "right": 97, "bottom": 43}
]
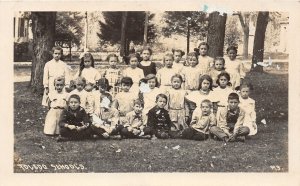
[
  {"left": 76, "top": 82, "right": 85, "bottom": 91},
  {"left": 240, "top": 87, "right": 250, "bottom": 99},
  {"left": 201, "top": 102, "right": 211, "bottom": 115},
  {"left": 189, "top": 56, "right": 198, "bottom": 67},
  {"left": 55, "top": 81, "right": 64, "bottom": 93},
  {"left": 214, "top": 60, "right": 224, "bottom": 71},
  {"left": 174, "top": 52, "right": 182, "bottom": 63},
  {"left": 219, "top": 76, "right": 228, "bottom": 88},
  {"left": 147, "top": 78, "right": 156, "bottom": 89},
  {"left": 121, "top": 83, "right": 131, "bottom": 92},
  {"left": 130, "top": 57, "right": 138, "bottom": 68},
  {"left": 164, "top": 56, "right": 173, "bottom": 68},
  {"left": 69, "top": 98, "right": 80, "bottom": 110},
  {"left": 156, "top": 97, "right": 167, "bottom": 108},
  {"left": 201, "top": 79, "right": 210, "bottom": 91},
  {"left": 99, "top": 85, "right": 107, "bottom": 93},
  {"left": 109, "top": 57, "right": 118, "bottom": 68},
  {"left": 228, "top": 99, "right": 239, "bottom": 110},
  {"left": 228, "top": 50, "right": 237, "bottom": 60},
  {"left": 142, "top": 50, "right": 151, "bottom": 61},
  {"left": 199, "top": 45, "right": 208, "bottom": 56},
  {"left": 171, "top": 77, "right": 182, "bottom": 89},
  {"left": 53, "top": 49, "right": 62, "bottom": 61},
  {"left": 84, "top": 58, "right": 92, "bottom": 68},
  {"left": 133, "top": 104, "right": 143, "bottom": 114}
]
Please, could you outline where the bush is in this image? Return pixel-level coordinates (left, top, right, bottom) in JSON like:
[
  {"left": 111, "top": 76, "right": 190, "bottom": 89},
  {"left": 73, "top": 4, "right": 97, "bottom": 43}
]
[{"left": 14, "top": 42, "right": 32, "bottom": 62}]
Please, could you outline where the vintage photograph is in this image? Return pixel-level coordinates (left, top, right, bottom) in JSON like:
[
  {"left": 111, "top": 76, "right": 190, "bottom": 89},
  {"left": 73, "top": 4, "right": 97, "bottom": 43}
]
[{"left": 13, "top": 10, "right": 289, "bottom": 173}]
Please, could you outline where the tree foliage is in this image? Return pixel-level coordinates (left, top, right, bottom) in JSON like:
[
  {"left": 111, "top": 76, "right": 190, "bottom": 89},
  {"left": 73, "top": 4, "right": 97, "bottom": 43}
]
[
  {"left": 55, "top": 12, "right": 84, "bottom": 47},
  {"left": 162, "top": 11, "right": 208, "bottom": 39},
  {"left": 224, "top": 16, "right": 242, "bottom": 48},
  {"left": 98, "top": 12, "right": 156, "bottom": 45}
]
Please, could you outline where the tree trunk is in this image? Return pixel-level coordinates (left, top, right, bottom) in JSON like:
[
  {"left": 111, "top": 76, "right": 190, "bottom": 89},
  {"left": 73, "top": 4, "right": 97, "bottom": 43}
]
[
  {"left": 120, "top": 12, "right": 128, "bottom": 57},
  {"left": 30, "top": 12, "right": 56, "bottom": 94},
  {"left": 251, "top": 11, "right": 269, "bottom": 72},
  {"left": 239, "top": 13, "right": 250, "bottom": 59},
  {"left": 143, "top": 11, "right": 149, "bottom": 47},
  {"left": 207, "top": 12, "right": 227, "bottom": 58}
]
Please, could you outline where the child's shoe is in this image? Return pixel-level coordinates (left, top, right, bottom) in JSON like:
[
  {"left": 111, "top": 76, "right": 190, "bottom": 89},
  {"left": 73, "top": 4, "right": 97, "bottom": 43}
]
[
  {"left": 102, "top": 132, "right": 110, "bottom": 139},
  {"left": 236, "top": 136, "right": 246, "bottom": 142}
]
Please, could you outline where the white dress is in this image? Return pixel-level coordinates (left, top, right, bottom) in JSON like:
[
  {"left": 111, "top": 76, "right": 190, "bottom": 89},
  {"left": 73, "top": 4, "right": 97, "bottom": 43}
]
[
  {"left": 213, "top": 86, "right": 234, "bottom": 107},
  {"left": 74, "top": 67, "right": 102, "bottom": 85},
  {"left": 224, "top": 57, "right": 245, "bottom": 89},
  {"left": 156, "top": 67, "right": 180, "bottom": 91},
  {"left": 42, "top": 59, "right": 70, "bottom": 106},
  {"left": 44, "top": 91, "right": 68, "bottom": 135},
  {"left": 122, "top": 67, "right": 144, "bottom": 92},
  {"left": 181, "top": 66, "right": 205, "bottom": 90},
  {"left": 198, "top": 55, "right": 214, "bottom": 74},
  {"left": 143, "top": 87, "right": 163, "bottom": 114},
  {"left": 239, "top": 96, "right": 257, "bottom": 135}
]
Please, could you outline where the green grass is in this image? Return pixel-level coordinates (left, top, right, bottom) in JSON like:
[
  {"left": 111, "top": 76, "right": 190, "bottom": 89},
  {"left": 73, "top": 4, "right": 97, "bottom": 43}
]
[{"left": 14, "top": 70, "right": 288, "bottom": 173}]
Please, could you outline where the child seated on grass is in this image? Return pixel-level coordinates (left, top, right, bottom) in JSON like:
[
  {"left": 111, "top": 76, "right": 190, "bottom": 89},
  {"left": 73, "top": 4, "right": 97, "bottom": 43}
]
[
  {"left": 182, "top": 99, "right": 216, "bottom": 141},
  {"left": 210, "top": 93, "right": 250, "bottom": 142},
  {"left": 91, "top": 91, "right": 123, "bottom": 139},
  {"left": 120, "top": 99, "right": 149, "bottom": 139},
  {"left": 57, "top": 94, "right": 92, "bottom": 142},
  {"left": 144, "top": 94, "right": 178, "bottom": 139}
]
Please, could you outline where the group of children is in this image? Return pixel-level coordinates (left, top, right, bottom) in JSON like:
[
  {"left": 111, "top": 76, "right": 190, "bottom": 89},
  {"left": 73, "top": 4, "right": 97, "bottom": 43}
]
[{"left": 42, "top": 42, "right": 257, "bottom": 143}]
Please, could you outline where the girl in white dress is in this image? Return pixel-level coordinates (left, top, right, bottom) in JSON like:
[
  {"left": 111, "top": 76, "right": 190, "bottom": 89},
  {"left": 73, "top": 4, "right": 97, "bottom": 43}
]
[
  {"left": 74, "top": 52, "right": 102, "bottom": 88},
  {"left": 225, "top": 46, "right": 246, "bottom": 90},
  {"left": 213, "top": 72, "right": 234, "bottom": 112},
  {"left": 44, "top": 76, "right": 68, "bottom": 135},
  {"left": 156, "top": 53, "right": 180, "bottom": 91},
  {"left": 185, "top": 74, "right": 216, "bottom": 123},
  {"left": 208, "top": 57, "right": 226, "bottom": 88},
  {"left": 165, "top": 74, "right": 189, "bottom": 130},
  {"left": 42, "top": 46, "right": 70, "bottom": 106},
  {"left": 172, "top": 49, "right": 185, "bottom": 72},
  {"left": 122, "top": 53, "right": 144, "bottom": 93},
  {"left": 195, "top": 42, "right": 214, "bottom": 73},
  {"left": 181, "top": 52, "right": 205, "bottom": 91},
  {"left": 238, "top": 83, "right": 257, "bottom": 135}
]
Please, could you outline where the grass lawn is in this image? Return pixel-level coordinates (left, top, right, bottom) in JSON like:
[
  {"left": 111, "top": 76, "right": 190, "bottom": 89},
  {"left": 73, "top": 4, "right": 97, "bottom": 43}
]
[{"left": 13, "top": 71, "right": 288, "bottom": 173}]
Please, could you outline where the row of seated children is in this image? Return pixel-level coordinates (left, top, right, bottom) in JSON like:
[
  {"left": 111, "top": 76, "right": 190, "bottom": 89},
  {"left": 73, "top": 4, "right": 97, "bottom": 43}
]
[{"left": 43, "top": 73, "right": 256, "bottom": 142}]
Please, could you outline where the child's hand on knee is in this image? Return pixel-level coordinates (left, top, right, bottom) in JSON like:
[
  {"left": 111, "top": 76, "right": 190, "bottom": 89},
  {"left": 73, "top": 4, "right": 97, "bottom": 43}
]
[{"left": 68, "top": 125, "right": 76, "bottom": 130}]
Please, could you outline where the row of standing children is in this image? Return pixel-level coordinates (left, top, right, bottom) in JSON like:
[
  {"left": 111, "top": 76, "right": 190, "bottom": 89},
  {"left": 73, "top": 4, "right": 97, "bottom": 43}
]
[{"left": 42, "top": 43, "right": 256, "bottom": 142}]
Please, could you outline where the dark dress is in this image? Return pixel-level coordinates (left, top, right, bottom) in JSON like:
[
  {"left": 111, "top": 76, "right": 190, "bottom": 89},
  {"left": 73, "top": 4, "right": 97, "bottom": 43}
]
[{"left": 138, "top": 61, "right": 157, "bottom": 76}]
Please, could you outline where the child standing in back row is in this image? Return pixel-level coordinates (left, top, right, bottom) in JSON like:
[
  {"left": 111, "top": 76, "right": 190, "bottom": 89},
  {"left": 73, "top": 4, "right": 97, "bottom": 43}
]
[
  {"left": 181, "top": 52, "right": 204, "bottom": 91},
  {"left": 42, "top": 46, "right": 70, "bottom": 106},
  {"left": 122, "top": 53, "right": 144, "bottom": 92},
  {"left": 104, "top": 54, "right": 122, "bottom": 96},
  {"left": 225, "top": 46, "right": 245, "bottom": 90},
  {"left": 138, "top": 47, "right": 157, "bottom": 76},
  {"left": 172, "top": 49, "right": 185, "bottom": 72},
  {"left": 74, "top": 52, "right": 102, "bottom": 88},
  {"left": 156, "top": 53, "right": 180, "bottom": 91},
  {"left": 208, "top": 57, "right": 226, "bottom": 88},
  {"left": 195, "top": 42, "right": 214, "bottom": 74}
]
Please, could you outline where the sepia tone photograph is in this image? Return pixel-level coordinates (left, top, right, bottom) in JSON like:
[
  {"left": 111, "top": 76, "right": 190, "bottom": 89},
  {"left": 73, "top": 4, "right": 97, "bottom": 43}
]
[
  {"left": 12, "top": 9, "right": 290, "bottom": 174},
  {"left": 13, "top": 7, "right": 289, "bottom": 173}
]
